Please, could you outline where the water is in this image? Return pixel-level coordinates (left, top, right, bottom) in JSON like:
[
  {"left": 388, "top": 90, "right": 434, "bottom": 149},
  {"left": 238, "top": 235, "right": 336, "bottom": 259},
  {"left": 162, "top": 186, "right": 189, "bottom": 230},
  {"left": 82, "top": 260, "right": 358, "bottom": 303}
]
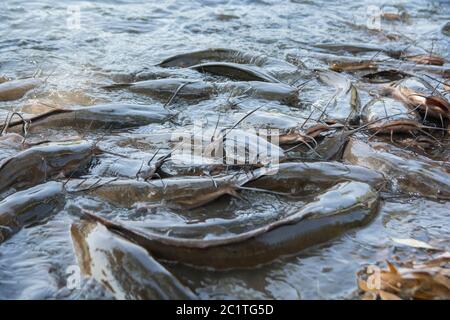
[{"left": 0, "top": 0, "right": 449, "bottom": 299}]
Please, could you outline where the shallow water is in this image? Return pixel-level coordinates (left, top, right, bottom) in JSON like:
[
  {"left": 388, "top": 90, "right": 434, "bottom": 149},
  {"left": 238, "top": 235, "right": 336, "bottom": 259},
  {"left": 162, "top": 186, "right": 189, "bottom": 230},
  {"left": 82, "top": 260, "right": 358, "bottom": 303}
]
[{"left": 0, "top": 0, "right": 449, "bottom": 299}]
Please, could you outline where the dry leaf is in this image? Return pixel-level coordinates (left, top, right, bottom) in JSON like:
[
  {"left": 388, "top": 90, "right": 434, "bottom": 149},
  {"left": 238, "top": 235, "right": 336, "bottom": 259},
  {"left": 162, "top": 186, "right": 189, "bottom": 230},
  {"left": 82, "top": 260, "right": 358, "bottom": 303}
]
[
  {"left": 358, "top": 278, "right": 370, "bottom": 292},
  {"left": 357, "top": 257, "right": 450, "bottom": 300},
  {"left": 362, "top": 292, "right": 377, "bottom": 300},
  {"left": 379, "top": 290, "right": 402, "bottom": 300},
  {"left": 386, "top": 260, "right": 399, "bottom": 274}
]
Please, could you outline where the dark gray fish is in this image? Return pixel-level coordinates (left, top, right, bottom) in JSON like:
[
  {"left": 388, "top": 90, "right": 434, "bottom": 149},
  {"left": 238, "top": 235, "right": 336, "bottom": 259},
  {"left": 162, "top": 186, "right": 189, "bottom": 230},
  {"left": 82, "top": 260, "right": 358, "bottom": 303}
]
[
  {"left": 216, "top": 81, "right": 299, "bottom": 105},
  {"left": 0, "top": 133, "right": 26, "bottom": 162},
  {"left": 190, "top": 62, "right": 281, "bottom": 83},
  {"left": 157, "top": 48, "right": 260, "bottom": 68},
  {"left": 157, "top": 48, "right": 300, "bottom": 79},
  {"left": 0, "top": 78, "right": 42, "bottom": 101},
  {"left": 66, "top": 173, "right": 255, "bottom": 209},
  {"left": 104, "top": 79, "right": 297, "bottom": 104},
  {"left": 343, "top": 138, "right": 450, "bottom": 199},
  {"left": 103, "top": 78, "right": 214, "bottom": 100},
  {"left": 0, "top": 181, "right": 65, "bottom": 243},
  {"left": 71, "top": 220, "right": 196, "bottom": 300},
  {"left": 233, "top": 110, "right": 304, "bottom": 131},
  {"left": 247, "top": 161, "right": 385, "bottom": 194},
  {"left": 0, "top": 140, "right": 95, "bottom": 194},
  {"left": 83, "top": 181, "right": 379, "bottom": 269},
  {"left": 8, "top": 103, "right": 171, "bottom": 133},
  {"left": 158, "top": 161, "right": 250, "bottom": 178}
]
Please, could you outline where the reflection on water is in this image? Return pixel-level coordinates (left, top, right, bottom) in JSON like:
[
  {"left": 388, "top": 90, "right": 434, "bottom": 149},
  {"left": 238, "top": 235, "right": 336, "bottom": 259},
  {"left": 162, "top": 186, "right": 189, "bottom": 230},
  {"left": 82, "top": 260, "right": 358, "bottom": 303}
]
[{"left": 0, "top": 0, "right": 449, "bottom": 299}]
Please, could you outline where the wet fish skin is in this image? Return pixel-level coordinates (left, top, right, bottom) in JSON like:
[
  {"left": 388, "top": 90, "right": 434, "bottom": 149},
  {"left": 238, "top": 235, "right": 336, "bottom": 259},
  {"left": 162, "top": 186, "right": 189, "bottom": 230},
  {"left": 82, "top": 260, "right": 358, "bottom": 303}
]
[
  {"left": 343, "top": 138, "right": 450, "bottom": 199},
  {"left": 0, "top": 141, "right": 94, "bottom": 194},
  {"left": 0, "top": 78, "right": 42, "bottom": 101},
  {"left": 0, "top": 181, "right": 65, "bottom": 243},
  {"left": 66, "top": 173, "right": 254, "bottom": 209},
  {"left": 157, "top": 48, "right": 300, "bottom": 80},
  {"left": 246, "top": 161, "right": 385, "bottom": 193},
  {"left": 71, "top": 220, "right": 196, "bottom": 300},
  {"left": 216, "top": 81, "right": 299, "bottom": 105},
  {"left": 8, "top": 103, "right": 171, "bottom": 133},
  {"left": 103, "top": 78, "right": 214, "bottom": 100},
  {"left": 104, "top": 78, "right": 298, "bottom": 104},
  {"left": 158, "top": 161, "right": 252, "bottom": 178},
  {"left": 0, "top": 133, "right": 25, "bottom": 150},
  {"left": 84, "top": 181, "right": 379, "bottom": 269},
  {"left": 157, "top": 48, "right": 258, "bottom": 68},
  {"left": 317, "top": 70, "right": 361, "bottom": 124},
  {"left": 157, "top": 48, "right": 280, "bottom": 69},
  {"left": 68, "top": 103, "right": 171, "bottom": 128},
  {"left": 190, "top": 62, "right": 281, "bottom": 83}
]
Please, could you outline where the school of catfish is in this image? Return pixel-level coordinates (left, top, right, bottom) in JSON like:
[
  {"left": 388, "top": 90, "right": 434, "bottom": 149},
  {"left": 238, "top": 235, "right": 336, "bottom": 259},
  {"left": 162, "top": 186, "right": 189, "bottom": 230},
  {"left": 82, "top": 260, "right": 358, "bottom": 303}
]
[{"left": 1, "top": 25, "right": 450, "bottom": 299}]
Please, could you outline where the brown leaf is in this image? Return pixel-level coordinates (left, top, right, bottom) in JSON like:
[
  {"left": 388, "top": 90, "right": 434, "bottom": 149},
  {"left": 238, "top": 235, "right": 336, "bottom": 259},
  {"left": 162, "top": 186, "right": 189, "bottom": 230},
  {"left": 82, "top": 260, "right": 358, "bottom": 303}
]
[
  {"left": 362, "top": 291, "right": 378, "bottom": 300},
  {"left": 386, "top": 261, "right": 399, "bottom": 274},
  {"left": 358, "top": 278, "right": 371, "bottom": 292},
  {"left": 379, "top": 290, "right": 402, "bottom": 300}
]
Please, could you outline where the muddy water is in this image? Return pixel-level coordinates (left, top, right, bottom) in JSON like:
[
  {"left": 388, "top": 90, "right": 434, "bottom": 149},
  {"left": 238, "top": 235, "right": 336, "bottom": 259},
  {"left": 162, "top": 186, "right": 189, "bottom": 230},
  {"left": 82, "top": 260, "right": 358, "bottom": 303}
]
[{"left": 0, "top": 0, "right": 449, "bottom": 299}]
